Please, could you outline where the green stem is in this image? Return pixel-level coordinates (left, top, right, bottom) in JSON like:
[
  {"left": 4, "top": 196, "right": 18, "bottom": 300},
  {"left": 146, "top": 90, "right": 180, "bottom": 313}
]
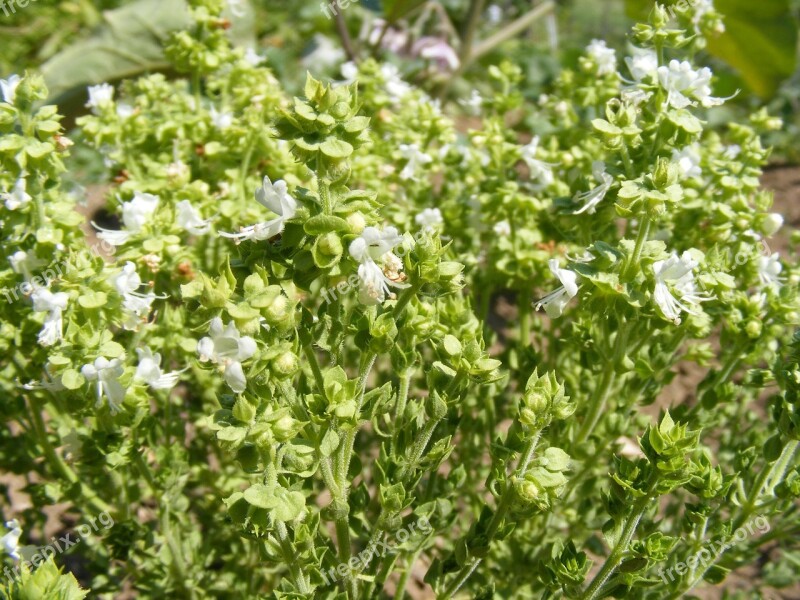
[
  {"left": 581, "top": 499, "right": 648, "bottom": 600},
  {"left": 677, "top": 442, "right": 797, "bottom": 599},
  {"left": 624, "top": 218, "right": 651, "bottom": 279},
  {"left": 392, "top": 370, "right": 413, "bottom": 450},
  {"left": 304, "top": 345, "right": 327, "bottom": 393},
  {"left": 397, "top": 418, "right": 440, "bottom": 481},
  {"left": 442, "top": 431, "right": 542, "bottom": 597},
  {"left": 459, "top": 0, "right": 488, "bottom": 62},
  {"left": 620, "top": 145, "right": 635, "bottom": 179},
  {"left": 161, "top": 503, "right": 195, "bottom": 599},
  {"left": 240, "top": 140, "right": 255, "bottom": 204},
  {"left": 396, "top": 550, "right": 420, "bottom": 600},
  {"left": 29, "top": 397, "right": 111, "bottom": 514},
  {"left": 733, "top": 440, "right": 799, "bottom": 531},
  {"left": 276, "top": 521, "right": 312, "bottom": 594},
  {"left": 392, "top": 283, "right": 418, "bottom": 317},
  {"left": 467, "top": 1, "right": 554, "bottom": 67},
  {"left": 318, "top": 179, "right": 332, "bottom": 215},
  {"left": 575, "top": 365, "right": 616, "bottom": 445}
]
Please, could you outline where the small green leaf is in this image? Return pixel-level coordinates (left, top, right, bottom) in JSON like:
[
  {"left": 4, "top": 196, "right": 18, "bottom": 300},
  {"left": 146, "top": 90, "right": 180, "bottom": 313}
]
[
  {"left": 319, "top": 138, "right": 353, "bottom": 159},
  {"left": 304, "top": 214, "right": 349, "bottom": 235}
]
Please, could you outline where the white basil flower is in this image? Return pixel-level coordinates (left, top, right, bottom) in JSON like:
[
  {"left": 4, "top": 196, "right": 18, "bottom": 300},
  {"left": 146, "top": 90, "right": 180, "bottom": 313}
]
[
  {"left": 521, "top": 137, "right": 554, "bottom": 186},
  {"left": 210, "top": 107, "right": 233, "bottom": 130},
  {"left": 31, "top": 287, "right": 68, "bottom": 347},
  {"left": 340, "top": 61, "right": 358, "bottom": 83},
  {"left": 625, "top": 47, "right": 658, "bottom": 82},
  {"left": 672, "top": 145, "right": 702, "bottom": 179},
  {"left": 0, "top": 75, "right": 21, "bottom": 105},
  {"left": 176, "top": 200, "right": 211, "bottom": 235},
  {"left": 758, "top": 254, "right": 783, "bottom": 290},
  {"left": 652, "top": 251, "right": 711, "bottom": 324},
  {"left": 493, "top": 221, "right": 511, "bottom": 236},
  {"left": 459, "top": 89, "right": 483, "bottom": 115},
  {"left": 586, "top": 39, "right": 617, "bottom": 76},
  {"left": 135, "top": 347, "right": 182, "bottom": 390},
  {"left": 113, "top": 262, "right": 142, "bottom": 295},
  {"left": 535, "top": 259, "right": 579, "bottom": 318},
  {"left": 349, "top": 226, "right": 409, "bottom": 306},
  {"left": 2, "top": 178, "right": 31, "bottom": 210},
  {"left": 1, "top": 519, "right": 22, "bottom": 561},
  {"left": 574, "top": 161, "right": 614, "bottom": 215},
  {"left": 302, "top": 35, "right": 345, "bottom": 70},
  {"left": 220, "top": 176, "right": 297, "bottom": 244},
  {"left": 81, "top": 357, "right": 127, "bottom": 414},
  {"left": 399, "top": 144, "right": 433, "bottom": 181},
  {"left": 116, "top": 103, "right": 135, "bottom": 119},
  {"left": 121, "top": 291, "right": 156, "bottom": 330},
  {"left": 415, "top": 208, "right": 443, "bottom": 231},
  {"left": 244, "top": 47, "right": 265, "bottom": 66},
  {"left": 692, "top": 0, "right": 722, "bottom": 32},
  {"left": 86, "top": 83, "right": 114, "bottom": 113},
  {"left": 657, "top": 60, "right": 727, "bottom": 109},
  {"left": 761, "top": 213, "right": 784, "bottom": 237},
  {"left": 9, "top": 250, "right": 44, "bottom": 278},
  {"left": 94, "top": 191, "right": 159, "bottom": 246},
  {"left": 720, "top": 145, "right": 740, "bottom": 161},
  {"left": 380, "top": 64, "right": 412, "bottom": 103},
  {"left": 197, "top": 317, "right": 257, "bottom": 393},
  {"left": 621, "top": 87, "right": 653, "bottom": 107}
]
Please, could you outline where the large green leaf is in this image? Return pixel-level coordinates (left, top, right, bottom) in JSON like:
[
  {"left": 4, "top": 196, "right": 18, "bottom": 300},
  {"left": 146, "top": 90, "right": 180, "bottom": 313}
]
[
  {"left": 41, "top": 0, "right": 190, "bottom": 103},
  {"left": 40, "top": 0, "right": 256, "bottom": 104},
  {"left": 382, "top": 0, "right": 428, "bottom": 23},
  {"left": 624, "top": 0, "right": 797, "bottom": 98},
  {"left": 706, "top": 0, "right": 797, "bottom": 98}
]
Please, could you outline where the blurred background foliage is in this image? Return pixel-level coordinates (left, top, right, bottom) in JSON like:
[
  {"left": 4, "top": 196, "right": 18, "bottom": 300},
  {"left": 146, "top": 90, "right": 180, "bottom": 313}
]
[{"left": 2, "top": 0, "right": 800, "bottom": 160}]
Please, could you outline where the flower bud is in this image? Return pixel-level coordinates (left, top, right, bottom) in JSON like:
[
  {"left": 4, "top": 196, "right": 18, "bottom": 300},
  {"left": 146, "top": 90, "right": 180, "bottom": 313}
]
[
  {"left": 330, "top": 101, "right": 350, "bottom": 119},
  {"left": 264, "top": 294, "right": 290, "bottom": 325},
  {"left": 272, "top": 351, "right": 299, "bottom": 379},
  {"left": 272, "top": 414, "right": 299, "bottom": 442},
  {"left": 347, "top": 212, "right": 366, "bottom": 233},
  {"left": 762, "top": 213, "right": 784, "bottom": 237},
  {"left": 745, "top": 320, "right": 762, "bottom": 339}
]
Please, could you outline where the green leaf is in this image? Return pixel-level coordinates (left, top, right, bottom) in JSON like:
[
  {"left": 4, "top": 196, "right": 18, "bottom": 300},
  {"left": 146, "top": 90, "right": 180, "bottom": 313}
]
[
  {"left": 319, "top": 138, "right": 354, "bottom": 159},
  {"left": 319, "top": 428, "right": 340, "bottom": 457},
  {"left": 78, "top": 291, "right": 108, "bottom": 309},
  {"left": 304, "top": 214, "right": 349, "bottom": 235},
  {"left": 383, "top": 0, "right": 427, "bottom": 23},
  {"left": 273, "top": 488, "right": 305, "bottom": 522},
  {"left": 707, "top": 0, "right": 797, "bottom": 98},
  {"left": 98, "top": 341, "right": 125, "bottom": 357},
  {"left": 61, "top": 369, "right": 85, "bottom": 390},
  {"left": 667, "top": 109, "right": 703, "bottom": 134},
  {"left": 243, "top": 484, "right": 278, "bottom": 509},
  {"left": 542, "top": 447, "right": 571, "bottom": 472},
  {"left": 442, "top": 335, "right": 462, "bottom": 357},
  {"left": 592, "top": 119, "right": 622, "bottom": 136},
  {"left": 41, "top": 0, "right": 190, "bottom": 102}
]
